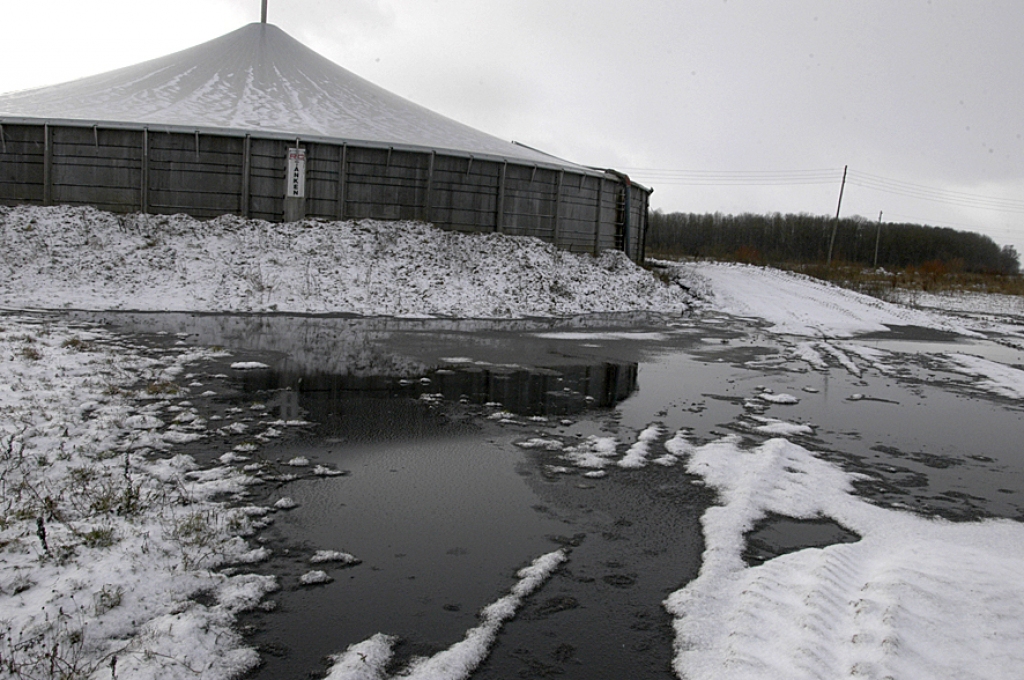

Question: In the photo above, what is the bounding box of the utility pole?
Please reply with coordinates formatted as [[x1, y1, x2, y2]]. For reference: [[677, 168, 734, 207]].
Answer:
[[827, 165, 848, 265], [261, 0, 268, 23], [873, 210, 883, 269]]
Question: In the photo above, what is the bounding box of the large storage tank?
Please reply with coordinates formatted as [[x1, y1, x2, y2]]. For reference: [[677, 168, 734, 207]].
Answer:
[[0, 20, 650, 261]]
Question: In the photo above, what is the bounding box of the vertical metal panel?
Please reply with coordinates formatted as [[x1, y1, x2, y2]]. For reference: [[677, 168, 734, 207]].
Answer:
[[241, 135, 251, 218], [43, 124, 52, 206], [141, 128, 149, 214], [336, 143, 347, 220], [593, 176, 603, 255], [0, 124, 45, 205], [424, 151, 435, 222], [638, 188, 650, 262], [553, 169, 564, 246], [495, 161, 507, 233]]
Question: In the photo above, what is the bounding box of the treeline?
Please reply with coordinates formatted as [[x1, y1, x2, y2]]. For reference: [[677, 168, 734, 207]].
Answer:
[[647, 211, 1020, 275]]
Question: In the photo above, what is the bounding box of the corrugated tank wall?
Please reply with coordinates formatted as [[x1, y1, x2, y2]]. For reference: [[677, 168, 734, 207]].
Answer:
[[0, 121, 651, 263]]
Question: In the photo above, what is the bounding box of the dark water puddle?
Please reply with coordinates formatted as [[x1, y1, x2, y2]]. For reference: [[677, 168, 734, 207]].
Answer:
[[240, 430, 575, 679], [65, 312, 708, 680], [742, 513, 861, 567], [50, 310, 1024, 678], [859, 324, 1024, 367]]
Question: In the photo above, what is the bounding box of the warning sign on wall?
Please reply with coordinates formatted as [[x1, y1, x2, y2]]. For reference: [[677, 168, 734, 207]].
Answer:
[[286, 148, 306, 198]]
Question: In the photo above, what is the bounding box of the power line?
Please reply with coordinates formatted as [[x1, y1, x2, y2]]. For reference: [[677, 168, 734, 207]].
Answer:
[[846, 170, 1024, 213], [622, 166, 1024, 214], [617, 167, 842, 186]]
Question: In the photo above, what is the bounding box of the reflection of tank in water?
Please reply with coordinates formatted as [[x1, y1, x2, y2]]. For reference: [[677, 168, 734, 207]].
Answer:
[[239, 360, 638, 442], [427, 363, 637, 415], [265, 388, 303, 422]]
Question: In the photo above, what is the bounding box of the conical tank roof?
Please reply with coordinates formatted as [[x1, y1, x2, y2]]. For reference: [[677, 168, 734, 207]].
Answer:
[[0, 23, 577, 168]]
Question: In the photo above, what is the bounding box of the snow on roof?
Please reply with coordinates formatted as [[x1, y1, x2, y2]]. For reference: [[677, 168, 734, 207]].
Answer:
[[0, 23, 581, 168]]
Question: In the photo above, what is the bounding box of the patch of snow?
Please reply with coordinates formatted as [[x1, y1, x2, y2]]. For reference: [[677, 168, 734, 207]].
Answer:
[[941, 353, 1024, 400], [0, 317, 274, 680], [560, 436, 619, 469], [299, 570, 333, 586], [325, 633, 398, 680], [664, 430, 696, 458], [162, 430, 204, 444], [312, 465, 347, 477], [793, 341, 829, 369], [311, 550, 361, 566], [124, 414, 164, 429], [748, 415, 814, 436], [818, 341, 863, 377], [757, 392, 800, 405], [514, 438, 565, 451], [230, 361, 270, 370], [618, 424, 665, 468], [665, 435, 1024, 680]]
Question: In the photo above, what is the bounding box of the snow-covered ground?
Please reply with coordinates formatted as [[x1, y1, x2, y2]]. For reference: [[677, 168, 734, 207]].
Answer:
[[667, 435, 1024, 680], [3, 207, 1024, 679], [0, 317, 281, 679], [672, 260, 977, 337]]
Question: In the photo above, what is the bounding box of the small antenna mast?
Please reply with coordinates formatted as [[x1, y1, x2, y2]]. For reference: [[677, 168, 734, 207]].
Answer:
[[261, 0, 268, 23]]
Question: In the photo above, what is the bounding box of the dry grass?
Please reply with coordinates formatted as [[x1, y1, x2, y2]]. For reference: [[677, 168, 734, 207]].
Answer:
[[777, 261, 1024, 298]]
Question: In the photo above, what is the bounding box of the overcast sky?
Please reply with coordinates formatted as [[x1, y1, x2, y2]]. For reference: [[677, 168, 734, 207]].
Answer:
[[3, 0, 1022, 256]]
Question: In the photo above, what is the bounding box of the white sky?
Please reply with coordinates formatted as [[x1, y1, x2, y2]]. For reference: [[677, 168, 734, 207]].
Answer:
[[3, 0, 1023, 257]]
